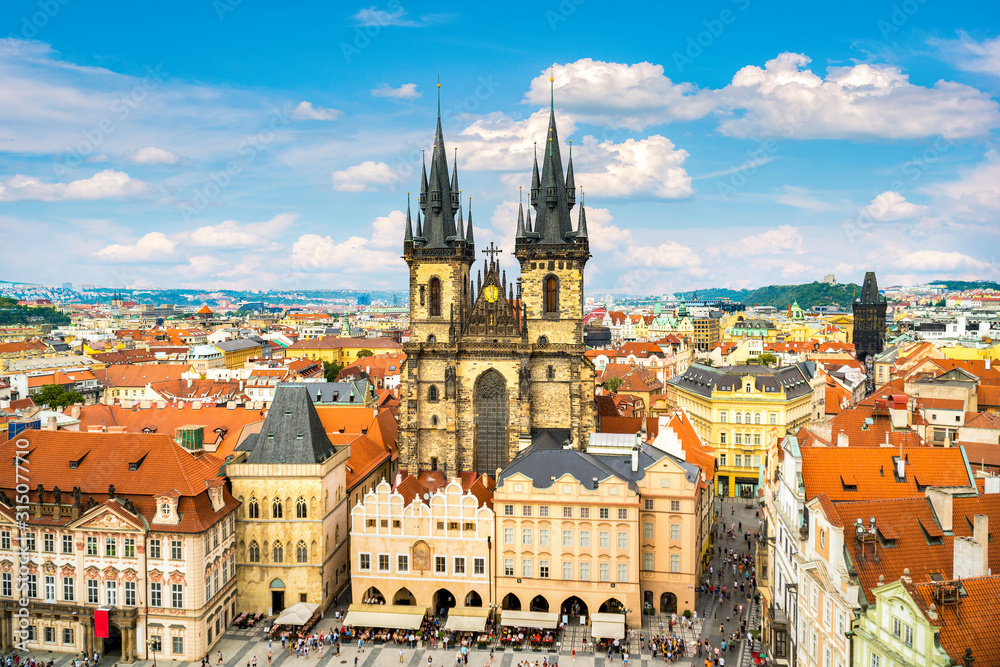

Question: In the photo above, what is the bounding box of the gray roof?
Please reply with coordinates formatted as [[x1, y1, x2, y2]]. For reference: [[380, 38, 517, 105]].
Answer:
[[287, 380, 372, 404], [668, 362, 816, 399], [215, 338, 265, 352], [498, 432, 698, 493], [238, 384, 336, 464]]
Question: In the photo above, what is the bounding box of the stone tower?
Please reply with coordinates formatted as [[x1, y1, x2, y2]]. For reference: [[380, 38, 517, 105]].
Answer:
[[398, 85, 595, 475], [852, 271, 887, 392]]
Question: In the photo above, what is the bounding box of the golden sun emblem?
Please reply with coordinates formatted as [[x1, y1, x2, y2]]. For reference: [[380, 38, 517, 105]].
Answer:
[[484, 285, 499, 302]]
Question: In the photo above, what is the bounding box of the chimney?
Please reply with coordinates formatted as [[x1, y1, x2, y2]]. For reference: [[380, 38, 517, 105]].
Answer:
[[954, 514, 989, 579], [837, 431, 849, 448], [926, 488, 954, 532], [896, 456, 905, 479], [984, 476, 1000, 495], [631, 447, 639, 473], [46, 415, 58, 431], [393, 472, 402, 489], [70, 405, 81, 419]]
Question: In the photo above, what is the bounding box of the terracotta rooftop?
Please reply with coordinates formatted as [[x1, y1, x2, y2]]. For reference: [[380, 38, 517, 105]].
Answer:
[[286, 336, 401, 351], [906, 574, 1000, 666], [800, 446, 972, 502], [99, 364, 189, 388], [827, 402, 925, 448]]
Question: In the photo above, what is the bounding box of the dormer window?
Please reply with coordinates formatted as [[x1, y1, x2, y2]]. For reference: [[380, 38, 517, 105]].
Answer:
[[161, 503, 171, 517]]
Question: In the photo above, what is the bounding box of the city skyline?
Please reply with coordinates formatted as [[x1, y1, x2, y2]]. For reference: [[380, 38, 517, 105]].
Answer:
[[2, 1, 1000, 295]]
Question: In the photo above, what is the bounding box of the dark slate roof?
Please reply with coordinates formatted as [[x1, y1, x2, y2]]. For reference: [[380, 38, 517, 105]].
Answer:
[[238, 384, 336, 464], [668, 362, 816, 399], [498, 433, 697, 493]]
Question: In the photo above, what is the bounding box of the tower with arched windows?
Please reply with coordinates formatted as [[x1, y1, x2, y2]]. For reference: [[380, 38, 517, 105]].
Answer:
[[400, 86, 595, 474]]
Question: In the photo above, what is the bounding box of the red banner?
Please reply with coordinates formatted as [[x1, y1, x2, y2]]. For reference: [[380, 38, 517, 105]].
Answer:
[[94, 609, 109, 639]]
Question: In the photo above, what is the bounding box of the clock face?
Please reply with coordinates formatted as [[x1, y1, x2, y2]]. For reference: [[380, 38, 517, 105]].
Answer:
[[484, 285, 499, 303]]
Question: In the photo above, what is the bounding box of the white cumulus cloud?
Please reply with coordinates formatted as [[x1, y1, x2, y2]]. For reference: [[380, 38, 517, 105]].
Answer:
[[371, 83, 421, 100], [95, 232, 176, 262], [186, 213, 296, 248], [331, 161, 399, 192], [724, 225, 805, 256], [523, 59, 715, 131], [292, 101, 342, 121], [717, 53, 1000, 140], [932, 150, 1000, 219], [861, 191, 931, 222], [0, 169, 153, 202], [574, 134, 691, 199], [123, 147, 181, 165], [931, 32, 1000, 77], [889, 250, 989, 272]]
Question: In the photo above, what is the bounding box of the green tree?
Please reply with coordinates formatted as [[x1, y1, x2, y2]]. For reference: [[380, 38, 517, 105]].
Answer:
[[322, 360, 344, 382], [756, 352, 778, 367], [34, 384, 82, 409], [356, 349, 375, 359], [604, 376, 623, 393]]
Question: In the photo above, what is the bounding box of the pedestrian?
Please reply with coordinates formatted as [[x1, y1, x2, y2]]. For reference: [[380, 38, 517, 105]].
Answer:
[[399, 648, 404, 663], [218, 652, 223, 666]]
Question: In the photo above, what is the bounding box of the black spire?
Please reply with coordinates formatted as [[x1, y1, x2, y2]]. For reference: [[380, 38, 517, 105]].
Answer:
[[530, 142, 540, 207], [466, 198, 475, 247], [532, 77, 573, 245], [516, 189, 526, 238], [404, 193, 414, 242], [415, 211, 423, 239], [859, 271, 881, 303], [525, 207, 533, 234], [421, 81, 458, 248], [566, 140, 576, 207], [455, 195, 465, 242], [577, 189, 588, 239]]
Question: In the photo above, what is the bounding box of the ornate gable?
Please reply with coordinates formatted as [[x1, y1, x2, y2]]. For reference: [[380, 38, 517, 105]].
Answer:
[[462, 248, 522, 339], [71, 503, 145, 533]]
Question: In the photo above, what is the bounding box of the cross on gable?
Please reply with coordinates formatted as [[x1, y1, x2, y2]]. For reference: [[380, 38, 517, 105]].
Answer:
[[482, 242, 502, 263]]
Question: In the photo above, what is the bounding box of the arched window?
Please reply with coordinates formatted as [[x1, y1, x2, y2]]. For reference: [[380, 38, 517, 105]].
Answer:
[[537, 335, 548, 346], [428, 385, 439, 402], [273, 543, 284, 563], [735, 413, 742, 424], [745, 412, 752, 423], [272, 499, 283, 519], [248, 497, 259, 519], [547, 365, 555, 380], [754, 413, 762, 425], [296, 541, 308, 563], [544, 276, 558, 314], [296, 497, 307, 519], [427, 334, 436, 344], [248, 541, 260, 563], [429, 278, 441, 317]]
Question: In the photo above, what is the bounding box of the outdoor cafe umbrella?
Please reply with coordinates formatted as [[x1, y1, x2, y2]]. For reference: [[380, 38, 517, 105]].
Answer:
[[273, 602, 319, 626]]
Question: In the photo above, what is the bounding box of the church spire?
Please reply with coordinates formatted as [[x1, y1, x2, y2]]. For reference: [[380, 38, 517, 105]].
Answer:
[[421, 79, 458, 247], [404, 192, 414, 242], [516, 187, 526, 238], [530, 142, 540, 207], [415, 211, 423, 239], [532, 70, 573, 245], [577, 188, 588, 239], [466, 197, 475, 247], [565, 140, 576, 207], [455, 194, 465, 242]]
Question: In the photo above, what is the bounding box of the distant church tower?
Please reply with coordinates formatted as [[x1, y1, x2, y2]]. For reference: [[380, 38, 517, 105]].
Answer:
[[398, 81, 595, 474], [852, 271, 887, 392]]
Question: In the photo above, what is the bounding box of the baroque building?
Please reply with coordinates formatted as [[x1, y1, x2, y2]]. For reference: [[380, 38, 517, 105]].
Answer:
[[399, 88, 595, 474]]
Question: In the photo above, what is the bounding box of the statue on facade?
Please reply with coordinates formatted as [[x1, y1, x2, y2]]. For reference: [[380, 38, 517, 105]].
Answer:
[[52, 486, 61, 505], [72, 486, 82, 507], [444, 366, 456, 400], [85, 497, 98, 510], [108, 484, 116, 499], [518, 358, 531, 400], [36, 483, 44, 503]]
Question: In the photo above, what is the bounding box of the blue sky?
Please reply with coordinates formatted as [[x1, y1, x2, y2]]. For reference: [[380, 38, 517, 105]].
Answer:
[[2, 0, 1000, 295]]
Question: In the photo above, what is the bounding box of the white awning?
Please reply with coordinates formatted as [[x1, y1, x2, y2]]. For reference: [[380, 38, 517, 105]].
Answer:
[[444, 608, 490, 632], [274, 602, 319, 626], [500, 610, 559, 629], [590, 612, 625, 639], [342, 604, 427, 630]]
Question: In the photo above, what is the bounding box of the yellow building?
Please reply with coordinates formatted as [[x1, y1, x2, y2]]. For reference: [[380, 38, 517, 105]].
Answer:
[[349, 476, 494, 612], [285, 336, 401, 366], [692, 318, 721, 352], [214, 338, 266, 369], [229, 385, 352, 615], [668, 363, 822, 497]]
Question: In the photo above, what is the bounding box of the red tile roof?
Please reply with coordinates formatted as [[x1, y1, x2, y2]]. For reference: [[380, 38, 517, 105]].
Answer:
[[800, 446, 972, 502], [99, 364, 189, 388], [907, 575, 1000, 667], [664, 409, 715, 482], [827, 402, 926, 448]]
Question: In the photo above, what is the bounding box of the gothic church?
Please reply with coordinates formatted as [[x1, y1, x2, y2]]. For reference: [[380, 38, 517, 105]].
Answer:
[[398, 89, 596, 474]]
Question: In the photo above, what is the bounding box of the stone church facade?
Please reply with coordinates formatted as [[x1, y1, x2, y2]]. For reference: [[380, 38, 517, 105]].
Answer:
[[398, 93, 596, 474]]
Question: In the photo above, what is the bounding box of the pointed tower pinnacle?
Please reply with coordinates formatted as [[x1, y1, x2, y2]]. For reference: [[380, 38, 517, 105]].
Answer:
[[565, 139, 576, 207], [466, 197, 475, 247], [530, 142, 540, 207], [516, 187, 526, 238], [451, 147, 460, 208], [577, 188, 588, 239], [533, 69, 573, 245], [415, 211, 423, 239], [419, 150, 428, 210], [455, 193, 465, 242], [525, 207, 533, 234], [421, 78, 458, 247], [404, 192, 414, 242]]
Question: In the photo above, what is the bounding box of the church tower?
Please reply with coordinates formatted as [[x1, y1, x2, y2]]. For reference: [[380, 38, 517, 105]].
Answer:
[[398, 82, 595, 475]]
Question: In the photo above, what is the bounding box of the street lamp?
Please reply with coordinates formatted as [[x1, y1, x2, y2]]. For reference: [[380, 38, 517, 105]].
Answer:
[[146, 638, 157, 667]]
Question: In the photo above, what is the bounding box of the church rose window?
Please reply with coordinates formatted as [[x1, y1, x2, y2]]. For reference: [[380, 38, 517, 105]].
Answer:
[[475, 370, 508, 474]]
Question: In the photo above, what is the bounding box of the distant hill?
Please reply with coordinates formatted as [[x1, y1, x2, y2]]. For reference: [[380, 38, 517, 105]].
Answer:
[[929, 280, 1000, 291], [675, 281, 862, 310]]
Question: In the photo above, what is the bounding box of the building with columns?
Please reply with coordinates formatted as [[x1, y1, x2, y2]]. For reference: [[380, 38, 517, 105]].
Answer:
[[0, 430, 238, 662]]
